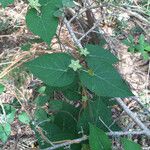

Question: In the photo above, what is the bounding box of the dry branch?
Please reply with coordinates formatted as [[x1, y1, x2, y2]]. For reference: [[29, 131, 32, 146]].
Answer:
[[43, 130, 146, 150], [116, 98, 150, 137], [44, 136, 88, 150]]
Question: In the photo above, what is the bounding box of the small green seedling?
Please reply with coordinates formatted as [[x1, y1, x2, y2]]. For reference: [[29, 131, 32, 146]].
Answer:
[[123, 34, 150, 60]]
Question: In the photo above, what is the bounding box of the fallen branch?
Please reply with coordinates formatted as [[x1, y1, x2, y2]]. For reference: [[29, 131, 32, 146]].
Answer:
[[43, 130, 146, 150], [43, 135, 88, 150]]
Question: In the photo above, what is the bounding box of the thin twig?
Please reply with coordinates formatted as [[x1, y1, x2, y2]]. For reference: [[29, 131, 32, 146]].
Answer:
[[107, 130, 146, 136], [78, 18, 103, 42], [64, 18, 82, 48], [43, 135, 88, 150]]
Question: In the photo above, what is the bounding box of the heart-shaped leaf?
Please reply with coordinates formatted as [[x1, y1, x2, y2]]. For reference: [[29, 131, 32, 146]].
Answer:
[[80, 58, 133, 97], [25, 53, 75, 87], [26, 0, 61, 45]]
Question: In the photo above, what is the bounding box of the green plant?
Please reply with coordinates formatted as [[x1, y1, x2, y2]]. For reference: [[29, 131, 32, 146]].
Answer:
[[0, 0, 14, 8], [0, 84, 5, 94], [0, 0, 144, 149], [123, 34, 150, 60]]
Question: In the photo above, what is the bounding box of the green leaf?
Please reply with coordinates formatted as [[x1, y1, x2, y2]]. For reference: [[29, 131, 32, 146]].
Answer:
[[122, 39, 132, 46], [78, 97, 120, 133], [0, 84, 5, 94], [141, 51, 149, 60], [81, 144, 90, 150], [35, 95, 49, 106], [32, 122, 78, 149], [123, 35, 134, 46], [33, 123, 63, 149], [144, 42, 150, 51], [121, 138, 141, 150], [37, 86, 46, 94], [10, 98, 21, 108], [49, 100, 63, 111], [53, 9, 64, 17], [80, 58, 133, 97], [54, 101, 80, 134], [139, 34, 145, 46], [86, 44, 118, 64], [128, 46, 135, 53], [122, 35, 136, 53], [136, 34, 145, 52], [62, 78, 82, 101], [0, 123, 11, 143], [0, 0, 14, 8], [25, 53, 76, 87], [145, 47, 150, 51], [89, 124, 111, 150], [33, 99, 80, 149], [45, 86, 55, 97], [34, 108, 50, 123], [54, 111, 77, 134], [4, 105, 16, 124], [62, 0, 75, 8], [128, 35, 134, 43], [100, 96, 118, 106], [26, 0, 61, 45], [0, 104, 16, 124], [21, 43, 31, 51], [18, 112, 30, 125], [63, 88, 81, 101]]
